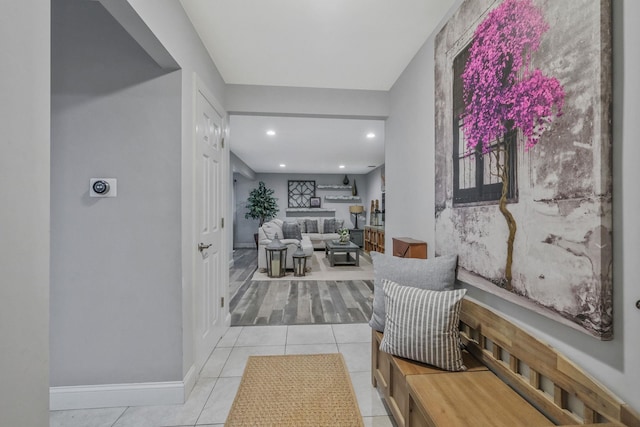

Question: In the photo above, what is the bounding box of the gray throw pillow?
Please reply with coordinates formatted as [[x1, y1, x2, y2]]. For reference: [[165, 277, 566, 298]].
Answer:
[[305, 219, 319, 233], [323, 218, 336, 233], [369, 252, 458, 332], [282, 222, 302, 240], [379, 280, 467, 371]]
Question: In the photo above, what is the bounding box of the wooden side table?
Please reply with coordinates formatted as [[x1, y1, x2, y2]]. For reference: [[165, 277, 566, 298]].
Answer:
[[392, 237, 427, 259]]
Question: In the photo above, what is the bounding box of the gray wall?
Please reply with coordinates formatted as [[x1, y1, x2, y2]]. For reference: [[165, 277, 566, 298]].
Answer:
[[364, 165, 385, 226], [385, 0, 640, 410], [226, 85, 389, 118], [51, 0, 182, 385], [385, 29, 436, 246], [126, 0, 229, 378], [0, 1, 50, 425]]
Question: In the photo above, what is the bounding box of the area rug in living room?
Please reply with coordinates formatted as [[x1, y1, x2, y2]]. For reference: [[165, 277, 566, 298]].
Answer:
[[251, 251, 373, 282], [225, 354, 364, 427]]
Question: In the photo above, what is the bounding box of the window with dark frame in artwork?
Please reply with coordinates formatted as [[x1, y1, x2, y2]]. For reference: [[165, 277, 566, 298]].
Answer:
[[452, 43, 517, 206]]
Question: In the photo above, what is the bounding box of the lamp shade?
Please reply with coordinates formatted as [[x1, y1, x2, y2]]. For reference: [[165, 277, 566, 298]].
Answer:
[[349, 205, 364, 214]]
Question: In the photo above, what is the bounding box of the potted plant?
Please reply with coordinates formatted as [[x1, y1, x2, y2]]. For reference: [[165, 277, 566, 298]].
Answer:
[[337, 228, 350, 244], [245, 181, 279, 247]]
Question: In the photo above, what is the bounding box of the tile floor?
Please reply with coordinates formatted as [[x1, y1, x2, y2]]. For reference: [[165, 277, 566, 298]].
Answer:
[[50, 323, 394, 427]]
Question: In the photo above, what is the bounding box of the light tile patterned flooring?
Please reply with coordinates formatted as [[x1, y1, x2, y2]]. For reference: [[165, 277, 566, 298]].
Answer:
[[50, 323, 394, 427]]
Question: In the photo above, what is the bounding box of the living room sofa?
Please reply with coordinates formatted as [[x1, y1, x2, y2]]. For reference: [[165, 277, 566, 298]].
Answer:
[[290, 217, 345, 249], [257, 217, 349, 271], [257, 219, 314, 272]]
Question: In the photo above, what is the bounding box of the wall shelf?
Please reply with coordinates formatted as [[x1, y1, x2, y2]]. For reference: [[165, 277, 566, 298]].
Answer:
[[317, 184, 352, 190], [285, 208, 336, 213], [324, 196, 361, 202]]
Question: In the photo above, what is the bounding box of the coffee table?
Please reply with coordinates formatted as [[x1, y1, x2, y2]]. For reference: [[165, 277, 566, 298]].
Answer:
[[325, 240, 360, 267]]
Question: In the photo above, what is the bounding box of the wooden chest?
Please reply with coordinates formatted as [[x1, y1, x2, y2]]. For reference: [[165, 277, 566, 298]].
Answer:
[[392, 237, 427, 259]]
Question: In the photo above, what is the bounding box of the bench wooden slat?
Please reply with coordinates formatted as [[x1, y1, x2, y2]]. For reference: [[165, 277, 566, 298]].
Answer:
[[622, 406, 640, 427], [556, 384, 568, 409]]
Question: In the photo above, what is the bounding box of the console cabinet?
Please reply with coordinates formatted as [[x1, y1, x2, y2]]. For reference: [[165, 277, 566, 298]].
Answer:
[[364, 226, 385, 254]]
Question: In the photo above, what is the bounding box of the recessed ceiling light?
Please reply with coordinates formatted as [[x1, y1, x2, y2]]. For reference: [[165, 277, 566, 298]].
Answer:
[[266, 130, 276, 136], [339, 165, 345, 169], [366, 132, 376, 139], [279, 164, 286, 168]]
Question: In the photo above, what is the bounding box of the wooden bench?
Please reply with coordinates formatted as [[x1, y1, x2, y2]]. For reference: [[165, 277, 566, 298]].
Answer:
[[372, 297, 640, 427]]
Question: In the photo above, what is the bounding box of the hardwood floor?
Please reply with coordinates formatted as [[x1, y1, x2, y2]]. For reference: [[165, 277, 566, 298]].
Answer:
[[229, 249, 373, 326]]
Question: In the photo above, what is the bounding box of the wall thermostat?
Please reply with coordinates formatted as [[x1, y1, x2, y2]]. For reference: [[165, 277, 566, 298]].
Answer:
[[90, 178, 117, 197]]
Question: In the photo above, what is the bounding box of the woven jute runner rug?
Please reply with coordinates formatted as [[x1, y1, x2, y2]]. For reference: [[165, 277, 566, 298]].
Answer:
[[225, 353, 364, 426]]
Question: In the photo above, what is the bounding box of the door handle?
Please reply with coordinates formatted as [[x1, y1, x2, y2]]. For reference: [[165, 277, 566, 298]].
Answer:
[[198, 243, 212, 252]]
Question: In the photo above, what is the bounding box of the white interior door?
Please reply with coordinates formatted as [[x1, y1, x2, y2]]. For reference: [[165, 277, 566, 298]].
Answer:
[[194, 85, 226, 371]]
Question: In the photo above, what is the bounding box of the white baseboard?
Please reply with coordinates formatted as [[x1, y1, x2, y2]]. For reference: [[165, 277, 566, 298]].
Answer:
[[182, 364, 197, 402], [50, 376, 190, 410]]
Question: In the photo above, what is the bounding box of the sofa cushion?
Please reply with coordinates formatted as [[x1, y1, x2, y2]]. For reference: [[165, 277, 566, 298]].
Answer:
[[305, 219, 319, 233], [369, 252, 458, 332], [282, 222, 302, 240], [380, 280, 467, 371], [262, 221, 283, 240], [323, 218, 337, 233], [296, 219, 307, 233]]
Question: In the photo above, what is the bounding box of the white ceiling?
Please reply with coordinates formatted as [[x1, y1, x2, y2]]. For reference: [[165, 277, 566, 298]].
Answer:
[[229, 115, 385, 174], [180, 0, 456, 91], [180, 0, 456, 174]]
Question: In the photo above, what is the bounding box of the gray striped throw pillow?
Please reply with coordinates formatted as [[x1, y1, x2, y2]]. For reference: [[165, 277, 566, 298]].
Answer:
[[379, 280, 467, 371]]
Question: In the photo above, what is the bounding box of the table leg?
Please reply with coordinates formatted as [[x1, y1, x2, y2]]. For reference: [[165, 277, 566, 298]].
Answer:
[[355, 249, 360, 267]]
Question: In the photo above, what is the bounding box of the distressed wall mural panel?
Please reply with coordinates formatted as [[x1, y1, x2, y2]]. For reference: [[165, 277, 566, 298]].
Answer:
[[434, 0, 613, 339]]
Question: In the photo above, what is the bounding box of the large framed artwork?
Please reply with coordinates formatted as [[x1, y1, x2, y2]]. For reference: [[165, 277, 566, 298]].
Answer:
[[434, 0, 613, 339], [288, 180, 316, 208]]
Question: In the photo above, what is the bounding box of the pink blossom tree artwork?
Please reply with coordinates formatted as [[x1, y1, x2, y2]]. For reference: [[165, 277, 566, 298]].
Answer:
[[461, 0, 565, 291]]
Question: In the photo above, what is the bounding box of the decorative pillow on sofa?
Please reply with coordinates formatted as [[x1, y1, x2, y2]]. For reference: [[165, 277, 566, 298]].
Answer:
[[379, 280, 467, 372], [296, 219, 307, 233], [282, 222, 302, 240], [369, 252, 458, 332], [323, 218, 337, 233], [262, 221, 282, 240], [334, 219, 344, 230], [305, 219, 319, 233]]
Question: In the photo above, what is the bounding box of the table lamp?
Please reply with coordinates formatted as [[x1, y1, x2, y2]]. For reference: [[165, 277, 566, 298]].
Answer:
[[349, 205, 364, 229]]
